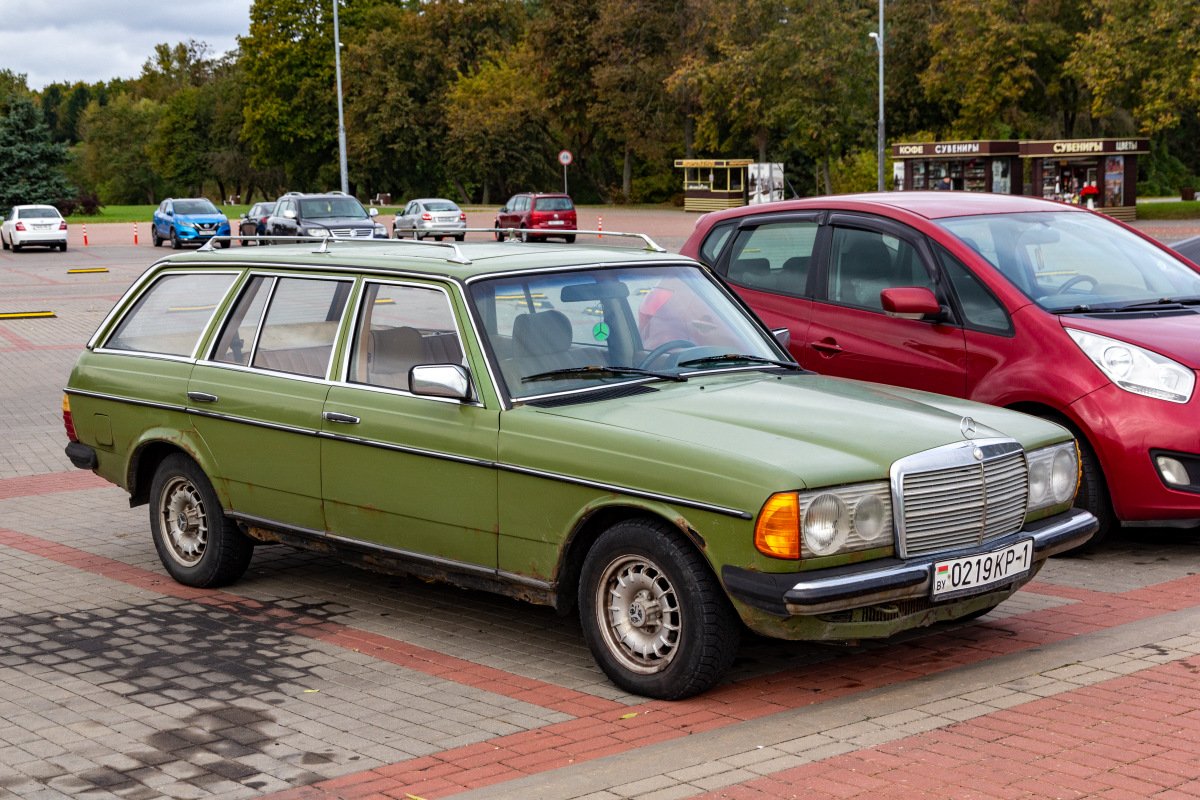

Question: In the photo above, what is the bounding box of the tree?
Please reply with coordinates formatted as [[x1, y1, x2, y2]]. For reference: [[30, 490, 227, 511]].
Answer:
[[76, 95, 163, 204], [0, 93, 73, 208]]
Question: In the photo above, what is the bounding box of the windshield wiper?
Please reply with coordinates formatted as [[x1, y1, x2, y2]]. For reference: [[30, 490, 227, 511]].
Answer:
[[676, 353, 806, 371], [1051, 297, 1200, 314], [523, 366, 688, 383]]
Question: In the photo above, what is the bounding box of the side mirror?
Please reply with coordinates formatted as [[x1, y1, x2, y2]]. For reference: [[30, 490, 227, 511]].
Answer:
[[369, 207, 379, 217], [499, 206, 509, 213], [166, 210, 173, 217], [410, 364, 471, 401], [771, 327, 791, 349], [283, 209, 296, 219], [881, 287, 942, 320]]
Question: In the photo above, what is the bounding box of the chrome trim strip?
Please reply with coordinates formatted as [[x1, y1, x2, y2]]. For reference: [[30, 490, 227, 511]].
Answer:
[[316, 431, 494, 468], [496, 463, 753, 519], [187, 407, 318, 437], [63, 388, 186, 414], [92, 348, 197, 364], [193, 358, 338, 387], [226, 510, 326, 539]]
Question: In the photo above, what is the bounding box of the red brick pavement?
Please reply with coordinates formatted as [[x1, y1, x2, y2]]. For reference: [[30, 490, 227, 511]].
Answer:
[[693, 656, 1200, 799], [0, 469, 109, 499]]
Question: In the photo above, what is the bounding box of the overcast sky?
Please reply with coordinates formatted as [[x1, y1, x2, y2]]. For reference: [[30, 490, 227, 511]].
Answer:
[[0, 0, 255, 89]]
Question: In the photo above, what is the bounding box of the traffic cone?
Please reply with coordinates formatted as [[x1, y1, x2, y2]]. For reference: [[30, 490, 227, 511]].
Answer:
[[133, 222, 138, 245], [82, 223, 88, 246], [598, 215, 602, 239]]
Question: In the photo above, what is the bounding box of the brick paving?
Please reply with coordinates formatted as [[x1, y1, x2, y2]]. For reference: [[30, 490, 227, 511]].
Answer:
[[2, 231, 1200, 800]]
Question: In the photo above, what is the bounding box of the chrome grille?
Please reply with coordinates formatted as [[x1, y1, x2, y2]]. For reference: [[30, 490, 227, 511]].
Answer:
[[329, 228, 373, 238], [895, 440, 1028, 557]]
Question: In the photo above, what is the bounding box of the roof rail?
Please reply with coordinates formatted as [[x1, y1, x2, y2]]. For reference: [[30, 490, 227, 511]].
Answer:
[[466, 227, 666, 252], [195, 235, 472, 264]]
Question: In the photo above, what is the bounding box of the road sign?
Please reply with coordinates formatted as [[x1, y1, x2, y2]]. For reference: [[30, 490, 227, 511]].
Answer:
[[558, 150, 573, 166]]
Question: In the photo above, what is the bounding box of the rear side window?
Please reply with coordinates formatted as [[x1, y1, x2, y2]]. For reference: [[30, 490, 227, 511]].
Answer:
[[725, 221, 818, 296], [251, 278, 353, 378], [535, 197, 573, 211], [697, 221, 736, 268], [105, 273, 237, 357]]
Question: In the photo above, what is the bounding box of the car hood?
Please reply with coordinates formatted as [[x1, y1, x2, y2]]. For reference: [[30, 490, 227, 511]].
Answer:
[[1061, 312, 1200, 369], [304, 217, 374, 227], [176, 214, 227, 224], [501, 371, 1067, 515]]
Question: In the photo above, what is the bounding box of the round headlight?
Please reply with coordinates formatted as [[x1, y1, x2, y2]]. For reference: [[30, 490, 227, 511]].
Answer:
[[852, 495, 888, 542], [1051, 448, 1076, 503], [1028, 459, 1050, 505], [1102, 346, 1133, 378], [803, 494, 848, 556]]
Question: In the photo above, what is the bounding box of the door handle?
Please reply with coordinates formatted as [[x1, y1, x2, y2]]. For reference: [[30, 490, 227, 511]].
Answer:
[[323, 411, 360, 424], [187, 391, 219, 403], [810, 340, 843, 354]]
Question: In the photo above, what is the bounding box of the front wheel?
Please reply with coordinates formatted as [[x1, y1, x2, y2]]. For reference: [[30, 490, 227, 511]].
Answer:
[[149, 454, 253, 588], [495, 226, 505, 242], [171, 229, 182, 249], [579, 519, 740, 699]]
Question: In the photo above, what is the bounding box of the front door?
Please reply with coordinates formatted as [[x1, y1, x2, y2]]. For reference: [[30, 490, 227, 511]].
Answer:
[[189, 273, 354, 531], [805, 214, 967, 396], [320, 280, 500, 568]]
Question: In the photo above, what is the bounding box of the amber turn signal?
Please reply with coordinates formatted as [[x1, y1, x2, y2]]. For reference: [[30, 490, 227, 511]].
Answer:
[[755, 492, 800, 559]]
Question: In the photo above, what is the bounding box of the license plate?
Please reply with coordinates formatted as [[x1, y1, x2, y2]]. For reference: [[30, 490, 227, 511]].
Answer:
[[547, 220, 565, 225], [931, 539, 1032, 600], [35, 224, 53, 230]]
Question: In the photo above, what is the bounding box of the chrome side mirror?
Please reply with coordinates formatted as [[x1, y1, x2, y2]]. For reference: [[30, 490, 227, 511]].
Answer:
[[771, 327, 791, 349], [410, 364, 471, 400], [369, 207, 379, 217], [283, 209, 296, 219]]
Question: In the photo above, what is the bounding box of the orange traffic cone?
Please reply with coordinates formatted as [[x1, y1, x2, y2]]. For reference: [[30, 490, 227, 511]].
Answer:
[[133, 222, 138, 245], [82, 223, 88, 246], [598, 215, 602, 238]]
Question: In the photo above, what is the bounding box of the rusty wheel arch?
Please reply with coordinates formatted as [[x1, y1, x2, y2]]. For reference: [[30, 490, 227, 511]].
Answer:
[[553, 505, 710, 616], [127, 441, 191, 508]]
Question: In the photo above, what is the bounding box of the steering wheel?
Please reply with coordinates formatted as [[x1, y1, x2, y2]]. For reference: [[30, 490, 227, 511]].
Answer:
[[1058, 274, 1098, 294], [638, 339, 695, 369]]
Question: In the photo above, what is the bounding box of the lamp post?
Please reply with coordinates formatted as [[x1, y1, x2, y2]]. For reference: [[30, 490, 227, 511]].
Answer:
[[333, 0, 349, 195], [868, 0, 884, 192]]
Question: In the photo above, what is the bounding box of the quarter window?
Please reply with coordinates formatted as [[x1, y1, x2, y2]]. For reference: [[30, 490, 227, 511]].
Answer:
[[105, 273, 236, 357], [827, 227, 933, 310], [697, 221, 736, 268], [725, 221, 818, 295], [349, 283, 464, 390], [250, 278, 353, 378]]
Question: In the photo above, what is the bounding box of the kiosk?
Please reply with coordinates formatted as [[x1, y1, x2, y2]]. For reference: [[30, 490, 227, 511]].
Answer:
[[674, 159, 752, 212], [890, 141, 1022, 194], [1021, 138, 1149, 221]]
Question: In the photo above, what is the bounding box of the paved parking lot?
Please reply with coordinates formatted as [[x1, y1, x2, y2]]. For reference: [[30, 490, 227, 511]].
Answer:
[[3, 216, 1200, 800]]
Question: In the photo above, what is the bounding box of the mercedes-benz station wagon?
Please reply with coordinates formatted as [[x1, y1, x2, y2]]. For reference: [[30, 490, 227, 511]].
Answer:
[[63, 234, 1096, 698]]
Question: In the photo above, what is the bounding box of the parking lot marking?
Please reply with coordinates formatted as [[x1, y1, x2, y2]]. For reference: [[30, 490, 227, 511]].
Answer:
[[0, 310, 55, 319], [66, 268, 109, 274]]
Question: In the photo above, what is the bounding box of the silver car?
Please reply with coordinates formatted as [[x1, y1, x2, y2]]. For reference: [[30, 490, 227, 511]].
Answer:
[[392, 198, 466, 241]]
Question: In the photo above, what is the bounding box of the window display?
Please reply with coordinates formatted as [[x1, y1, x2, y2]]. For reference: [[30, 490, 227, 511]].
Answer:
[[1105, 156, 1125, 207]]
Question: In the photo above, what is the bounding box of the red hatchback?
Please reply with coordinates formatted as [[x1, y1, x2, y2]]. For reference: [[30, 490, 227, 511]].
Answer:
[[494, 192, 577, 242], [682, 192, 1200, 548]]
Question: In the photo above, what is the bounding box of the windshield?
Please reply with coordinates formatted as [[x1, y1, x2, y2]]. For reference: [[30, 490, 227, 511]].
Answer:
[[425, 201, 459, 212], [535, 197, 574, 212], [937, 211, 1200, 311], [300, 197, 368, 219], [469, 264, 785, 399], [174, 199, 219, 215], [18, 207, 60, 219]]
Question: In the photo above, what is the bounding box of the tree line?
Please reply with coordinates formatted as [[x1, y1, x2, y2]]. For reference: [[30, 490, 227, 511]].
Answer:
[[1, 0, 1198, 211]]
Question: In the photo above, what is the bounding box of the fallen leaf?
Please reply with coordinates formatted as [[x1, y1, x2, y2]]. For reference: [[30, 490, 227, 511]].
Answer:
[[619, 713, 637, 720]]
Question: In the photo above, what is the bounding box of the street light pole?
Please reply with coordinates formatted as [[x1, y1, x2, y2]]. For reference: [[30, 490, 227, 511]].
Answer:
[[333, 0, 349, 195], [869, 1, 885, 192]]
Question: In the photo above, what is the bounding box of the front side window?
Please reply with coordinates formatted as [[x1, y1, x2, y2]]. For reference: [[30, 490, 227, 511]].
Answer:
[[250, 278, 353, 377], [348, 283, 464, 390], [725, 221, 818, 296], [470, 265, 782, 399], [105, 273, 237, 356], [827, 227, 933, 310], [937, 211, 1200, 311]]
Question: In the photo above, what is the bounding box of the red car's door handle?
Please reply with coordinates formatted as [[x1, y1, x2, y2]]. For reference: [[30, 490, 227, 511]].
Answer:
[[811, 340, 843, 354]]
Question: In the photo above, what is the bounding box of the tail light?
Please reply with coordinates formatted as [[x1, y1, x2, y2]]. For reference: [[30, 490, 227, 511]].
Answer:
[[59, 220, 68, 230], [15, 222, 25, 231], [421, 213, 432, 221], [459, 212, 466, 221], [62, 395, 78, 442]]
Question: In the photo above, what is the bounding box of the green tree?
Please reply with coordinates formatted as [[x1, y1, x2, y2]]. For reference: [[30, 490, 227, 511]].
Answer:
[[76, 95, 163, 204], [0, 93, 73, 208]]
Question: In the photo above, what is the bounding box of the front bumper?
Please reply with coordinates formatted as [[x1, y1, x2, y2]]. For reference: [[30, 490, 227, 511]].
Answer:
[[177, 224, 230, 241], [722, 508, 1097, 618]]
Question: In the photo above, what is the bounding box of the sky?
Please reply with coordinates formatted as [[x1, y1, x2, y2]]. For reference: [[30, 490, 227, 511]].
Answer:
[[0, 0, 255, 89]]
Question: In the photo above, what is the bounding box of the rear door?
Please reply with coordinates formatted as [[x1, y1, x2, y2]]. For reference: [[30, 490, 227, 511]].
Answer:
[[804, 213, 967, 396]]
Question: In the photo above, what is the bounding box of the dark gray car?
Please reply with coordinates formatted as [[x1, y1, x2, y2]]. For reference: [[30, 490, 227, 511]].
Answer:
[[266, 193, 386, 241], [392, 198, 466, 241]]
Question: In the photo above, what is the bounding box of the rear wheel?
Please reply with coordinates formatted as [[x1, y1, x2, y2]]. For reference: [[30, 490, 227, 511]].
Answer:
[[60, 242, 67, 252], [579, 519, 740, 699], [565, 235, 576, 244], [152, 226, 162, 247], [2, 232, 9, 250], [149, 454, 253, 588], [455, 234, 464, 242]]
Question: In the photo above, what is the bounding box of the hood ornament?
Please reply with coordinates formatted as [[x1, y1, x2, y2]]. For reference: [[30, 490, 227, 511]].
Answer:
[[960, 416, 977, 440]]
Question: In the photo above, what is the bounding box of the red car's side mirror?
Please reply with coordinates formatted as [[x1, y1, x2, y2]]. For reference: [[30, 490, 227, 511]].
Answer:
[[881, 287, 941, 320]]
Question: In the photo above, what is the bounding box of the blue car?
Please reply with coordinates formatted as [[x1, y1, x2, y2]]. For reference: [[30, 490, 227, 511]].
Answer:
[[151, 198, 231, 249]]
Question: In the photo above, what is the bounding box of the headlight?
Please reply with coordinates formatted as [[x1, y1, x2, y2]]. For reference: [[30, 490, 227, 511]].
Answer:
[[178, 221, 195, 229], [755, 483, 894, 560], [374, 223, 386, 234], [1026, 441, 1079, 512], [1066, 328, 1194, 403], [307, 228, 329, 237]]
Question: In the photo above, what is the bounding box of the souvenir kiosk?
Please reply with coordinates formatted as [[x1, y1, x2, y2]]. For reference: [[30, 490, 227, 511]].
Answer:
[[1020, 138, 1149, 221], [674, 159, 752, 212], [890, 140, 1022, 194]]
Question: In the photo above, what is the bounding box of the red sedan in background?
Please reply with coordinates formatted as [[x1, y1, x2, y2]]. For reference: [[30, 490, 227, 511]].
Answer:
[[681, 192, 1200, 549]]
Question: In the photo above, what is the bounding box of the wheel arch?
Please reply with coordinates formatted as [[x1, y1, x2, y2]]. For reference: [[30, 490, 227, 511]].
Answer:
[[127, 434, 225, 509]]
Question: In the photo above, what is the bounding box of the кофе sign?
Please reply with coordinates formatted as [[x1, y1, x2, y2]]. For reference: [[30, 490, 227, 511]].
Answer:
[[892, 140, 1020, 159]]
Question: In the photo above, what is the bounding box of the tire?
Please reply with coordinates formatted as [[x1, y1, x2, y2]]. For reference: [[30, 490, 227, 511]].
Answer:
[[1, 232, 8, 250], [149, 454, 253, 588], [11, 242, 20, 252], [152, 226, 162, 247], [1039, 413, 1115, 554], [579, 518, 740, 699], [239, 230, 248, 246], [219, 239, 231, 249], [455, 234, 464, 242], [495, 226, 505, 242], [60, 242, 67, 252], [565, 235, 576, 244], [171, 229, 182, 250], [520, 227, 530, 243]]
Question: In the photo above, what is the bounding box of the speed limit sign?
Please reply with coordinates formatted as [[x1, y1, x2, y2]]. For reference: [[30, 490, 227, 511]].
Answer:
[[558, 150, 573, 166]]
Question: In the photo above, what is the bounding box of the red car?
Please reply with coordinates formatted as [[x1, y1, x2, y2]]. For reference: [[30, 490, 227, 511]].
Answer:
[[681, 192, 1200, 548], [494, 192, 577, 242]]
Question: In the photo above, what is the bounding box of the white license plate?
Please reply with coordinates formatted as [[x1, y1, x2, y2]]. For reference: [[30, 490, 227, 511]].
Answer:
[[35, 224, 53, 230], [931, 539, 1033, 600], [547, 220, 565, 225]]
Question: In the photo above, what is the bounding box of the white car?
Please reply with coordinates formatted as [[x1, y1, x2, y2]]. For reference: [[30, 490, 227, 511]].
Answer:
[[1, 205, 68, 252]]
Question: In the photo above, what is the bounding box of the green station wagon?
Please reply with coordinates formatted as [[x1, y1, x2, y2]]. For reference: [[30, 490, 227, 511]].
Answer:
[[62, 234, 1096, 698]]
